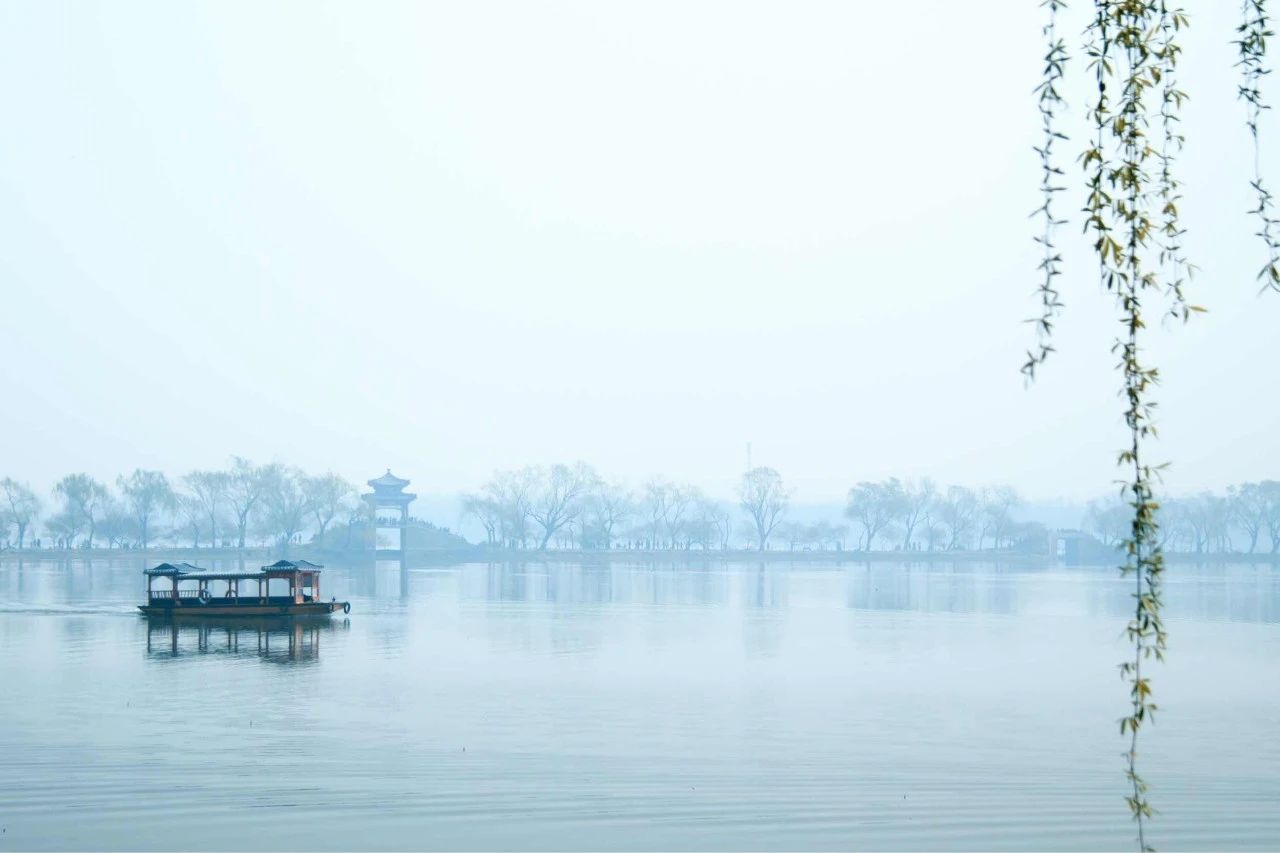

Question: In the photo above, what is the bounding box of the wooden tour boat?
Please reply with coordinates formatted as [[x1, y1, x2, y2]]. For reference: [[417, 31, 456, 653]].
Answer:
[[139, 560, 350, 618]]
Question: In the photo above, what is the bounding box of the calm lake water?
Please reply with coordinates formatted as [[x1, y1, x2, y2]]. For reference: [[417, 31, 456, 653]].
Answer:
[[0, 556, 1277, 851]]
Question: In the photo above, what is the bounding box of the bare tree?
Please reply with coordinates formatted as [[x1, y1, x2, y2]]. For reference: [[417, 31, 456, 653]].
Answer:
[[176, 494, 204, 548], [663, 485, 698, 548], [937, 485, 980, 550], [117, 469, 175, 550], [738, 467, 790, 551], [921, 518, 946, 551], [1085, 495, 1130, 547], [1159, 498, 1192, 552], [710, 503, 734, 550], [1260, 481, 1280, 554], [808, 520, 849, 551], [304, 473, 355, 541], [580, 480, 633, 549], [1203, 493, 1233, 553], [681, 495, 724, 550], [1, 478, 40, 548], [184, 470, 230, 549], [845, 479, 905, 550], [896, 478, 935, 549], [1228, 482, 1268, 553], [1169, 492, 1232, 554], [979, 485, 1021, 549], [1163, 494, 1209, 553], [529, 462, 597, 550], [44, 509, 80, 549], [484, 467, 539, 548], [634, 480, 698, 548], [461, 493, 502, 545], [261, 465, 312, 548], [98, 498, 138, 549], [638, 478, 675, 548], [226, 456, 269, 549], [53, 474, 109, 549], [775, 520, 808, 551]]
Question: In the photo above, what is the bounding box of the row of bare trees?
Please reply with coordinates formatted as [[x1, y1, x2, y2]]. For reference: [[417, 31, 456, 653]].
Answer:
[[12, 461, 1274, 555], [461, 464, 791, 551], [842, 479, 1033, 552], [460, 467, 1037, 553], [1085, 481, 1280, 554], [0, 460, 359, 550]]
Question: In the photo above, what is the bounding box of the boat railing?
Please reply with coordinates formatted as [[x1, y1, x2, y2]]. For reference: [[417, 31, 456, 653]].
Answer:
[[149, 589, 205, 600]]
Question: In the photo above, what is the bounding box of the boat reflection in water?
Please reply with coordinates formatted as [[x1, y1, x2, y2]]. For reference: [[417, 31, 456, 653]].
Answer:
[[144, 616, 347, 665]]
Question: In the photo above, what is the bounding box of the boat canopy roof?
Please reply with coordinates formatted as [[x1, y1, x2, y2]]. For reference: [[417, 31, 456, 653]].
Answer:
[[144, 562, 204, 576], [144, 560, 325, 581], [263, 559, 324, 571]]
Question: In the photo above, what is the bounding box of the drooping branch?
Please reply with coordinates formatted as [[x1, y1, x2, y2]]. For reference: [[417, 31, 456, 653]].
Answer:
[[1236, 0, 1280, 289], [1026, 2, 1271, 847], [1086, 3, 1179, 848], [1024, 0, 1070, 380], [1155, 3, 1195, 317]]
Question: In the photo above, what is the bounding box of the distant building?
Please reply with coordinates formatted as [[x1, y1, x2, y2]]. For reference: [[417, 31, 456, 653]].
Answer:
[[363, 470, 416, 562], [1052, 528, 1114, 565]]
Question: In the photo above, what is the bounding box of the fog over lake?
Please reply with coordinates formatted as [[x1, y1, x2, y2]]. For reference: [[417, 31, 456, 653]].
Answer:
[[1, 556, 1277, 851], [0, 1, 1277, 503], [2, 1, 1280, 851]]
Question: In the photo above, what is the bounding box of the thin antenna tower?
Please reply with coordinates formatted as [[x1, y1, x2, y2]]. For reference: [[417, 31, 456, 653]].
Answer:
[[746, 441, 753, 473]]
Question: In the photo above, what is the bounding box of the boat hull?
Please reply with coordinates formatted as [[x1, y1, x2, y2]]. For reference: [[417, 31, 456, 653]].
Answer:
[[138, 601, 348, 618]]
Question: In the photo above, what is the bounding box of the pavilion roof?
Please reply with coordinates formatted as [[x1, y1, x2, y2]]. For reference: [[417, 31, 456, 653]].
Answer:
[[367, 469, 410, 489]]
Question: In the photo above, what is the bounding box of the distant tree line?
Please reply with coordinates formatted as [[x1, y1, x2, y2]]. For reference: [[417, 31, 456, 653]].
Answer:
[[0, 460, 364, 551], [5, 463, 1278, 556], [461, 464, 764, 552], [1085, 481, 1280, 555], [461, 467, 1046, 553]]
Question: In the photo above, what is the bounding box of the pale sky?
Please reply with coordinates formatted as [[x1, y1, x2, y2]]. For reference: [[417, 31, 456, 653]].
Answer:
[[0, 1, 1275, 504]]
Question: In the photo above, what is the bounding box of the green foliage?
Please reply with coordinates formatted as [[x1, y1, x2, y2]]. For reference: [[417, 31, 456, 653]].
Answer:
[[1088, 5, 1178, 847], [1024, 0, 1269, 845], [1237, 0, 1280, 288], [1032, 0, 1278, 844], [1025, 0, 1070, 379]]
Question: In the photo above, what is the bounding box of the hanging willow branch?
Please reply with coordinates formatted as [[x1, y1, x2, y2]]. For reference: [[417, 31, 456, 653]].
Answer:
[[1100, 6, 1175, 850], [1075, 2, 1185, 848], [1029, 2, 1275, 849], [1237, 0, 1280, 289], [1155, 4, 1193, 315], [1084, 0, 1115, 283], [1025, 0, 1070, 380]]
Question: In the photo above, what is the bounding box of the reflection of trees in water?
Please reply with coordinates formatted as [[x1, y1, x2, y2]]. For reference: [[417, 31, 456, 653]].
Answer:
[[1085, 563, 1280, 625], [633, 563, 728, 608], [144, 618, 345, 665], [1170, 564, 1280, 624], [742, 563, 787, 609], [844, 562, 1016, 615], [468, 561, 731, 608], [741, 564, 787, 657]]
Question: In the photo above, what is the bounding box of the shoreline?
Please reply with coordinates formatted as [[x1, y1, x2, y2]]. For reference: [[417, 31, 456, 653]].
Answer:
[[1, 546, 1277, 566]]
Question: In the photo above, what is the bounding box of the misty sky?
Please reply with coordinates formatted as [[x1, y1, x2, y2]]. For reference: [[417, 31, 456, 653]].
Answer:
[[1, 1, 1276, 504]]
